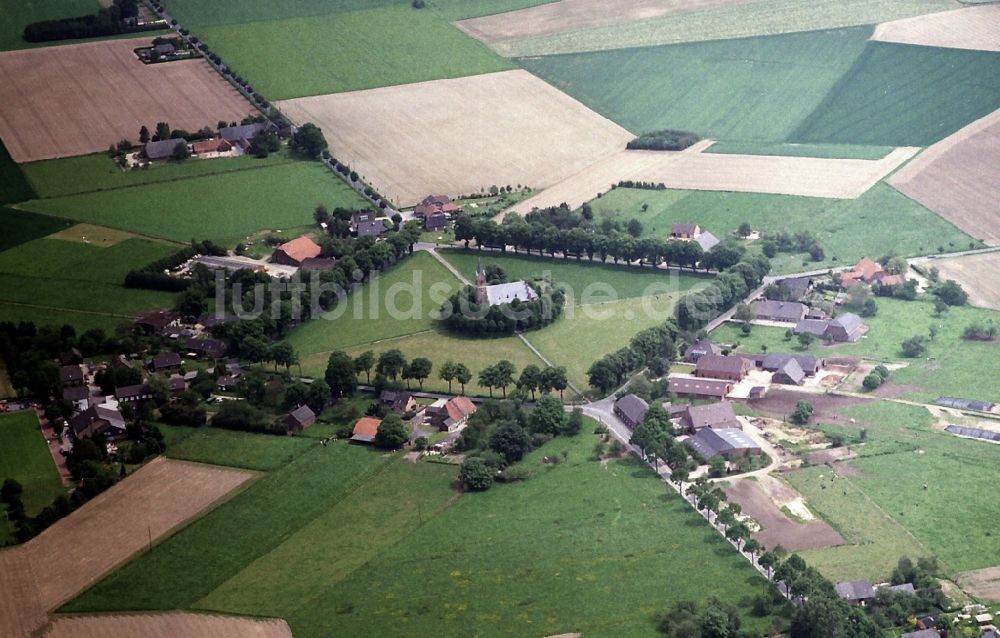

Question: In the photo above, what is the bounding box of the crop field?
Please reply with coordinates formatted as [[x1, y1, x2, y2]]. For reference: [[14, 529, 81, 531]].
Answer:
[[520, 28, 872, 143], [66, 431, 775, 638], [0, 457, 253, 637], [0, 38, 258, 163], [492, 0, 958, 57], [195, 7, 512, 101], [21, 161, 366, 243], [705, 141, 894, 160], [585, 184, 975, 274], [872, 5, 1000, 53], [710, 298, 1000, 402], [0, 0, 99, 51], [42, 613, 293, 638], [160, 425, 316, 472], [889, 108, 1000, 246], [924, 253, 1000, 310], [791, 42, 1000, 147], [277, 69, 632, 206], [0, 411, 64, 544]]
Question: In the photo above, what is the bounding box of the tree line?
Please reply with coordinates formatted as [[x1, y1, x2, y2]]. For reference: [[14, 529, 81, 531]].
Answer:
[[22, 0, 156, 43], [439, 279, 566, 336]]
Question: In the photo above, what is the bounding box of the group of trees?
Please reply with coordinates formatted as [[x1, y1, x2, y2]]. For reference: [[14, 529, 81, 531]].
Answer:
[[630, 404, 694, 480], [124, 238, 226, 293], [862, 364, 891, 391], [289, 123, 327, 159], [760, 230, 825, 263], [626, 129, 700, 151], [676, 250, 772, 330], [439, 280, 566, 336], [588, 320, 678, 393], [23, 0, 148, 43]]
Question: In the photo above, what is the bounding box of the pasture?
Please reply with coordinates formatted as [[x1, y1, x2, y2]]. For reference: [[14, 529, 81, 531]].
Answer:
[[160, 425, 316, 472], [0, 140, 34, 204], [0, 208, 71, 252], [924, 253, 1000, 310], [491, 0, 955, 56], [872, 5, 1000, 53], [0, 411, 64, 544], [791, 42, 1000, 147], [277, 69, 632, 206], [195, 6, 511, 100], [0, 0, 99, 51], [705, 141, 893, 160], [889, 108, 1000, 246], [0, 38, 258, 163], [21, 162, 367, 243], [586, 184, 975, 274], [520, 27, 871, 143]]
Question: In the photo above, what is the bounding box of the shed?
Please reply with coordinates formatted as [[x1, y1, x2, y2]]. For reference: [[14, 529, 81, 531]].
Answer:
[[286, 405, 316, 432]]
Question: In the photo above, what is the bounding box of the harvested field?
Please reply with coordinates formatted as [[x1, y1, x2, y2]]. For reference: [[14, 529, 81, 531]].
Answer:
[[872, 5, 1000, 52], [506, 145, 918, 214], [42, 613, 293, 638], [276, 70, 633, 207], [956, 565, 1000, 602], [0, 38, 257, 163], [925, 252, 1000, 310], [725, 478, 844, 552], [0, 458, 252, 637], [890, 108, 1000, 246]]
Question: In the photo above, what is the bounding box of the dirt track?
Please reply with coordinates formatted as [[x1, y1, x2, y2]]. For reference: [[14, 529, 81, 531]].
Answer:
[[890, 108, 1000, 246], [872, 5, 1000, 52], [0, 458, 253, 637], [725, 477, 844, 551], [41, 612, 293, 638], [0, 38, 258, 163]]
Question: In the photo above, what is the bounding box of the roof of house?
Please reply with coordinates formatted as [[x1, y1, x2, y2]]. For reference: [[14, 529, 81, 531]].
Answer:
[[668, 376, 731, 398], [68, 406, 106, 437], [444, 396, 477, 423], [835, 580, 875, 601], [795, 318, 829, 337], [219, 122, 272, 143], [287, 404, 316, 427], [685, 401, 740, 430], [684, 427, 758, 459], [380, 390, 414, 411], [95, 405, 126, 431], [351, 416, 382, 442], [671, 223, 699, 236], [875, 273, 905, 286], [614, 394, 649, 424], [356, 220, 385, 237], [425, 213, 449, 229], [144, 138, 185, 160], [761, 353, 820, 374], [754, 300, 808, 322], [63, 385, 90, 402], [275, 235, 321, 263], [484, 281, 538, 306], [153, 42, 176, 54], [116, 383, 150, 399], [185, 338, 227, 357], [60, 365, 83, 383], [854, 257, 883, 280], [684, 339, 721, 363], [191, 137, 232, 154], [422, 195, 451, 206], [696, 354, 751, 378], [900, 630, 940, 638], [773, 357, 805, 385], [695, 231, 720, 252], [135, 309, 180, 330], [169, 376, 187, 391], [779, 277, 812, 300], [152, 352, 182, 369], [829, 313, 864, 337], [888, 583, 916, 594], [299, 257, 337, 271]]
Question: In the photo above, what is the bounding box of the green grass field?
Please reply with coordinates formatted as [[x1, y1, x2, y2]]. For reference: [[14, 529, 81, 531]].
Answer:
[[0, 208, 72, 252], [197, 6, 511, 100], [497, 0, 957, 57], [705, 141, 894, 160], [20, 162, 367, 243], [0, 411, 65, 544], [0, 140, 35, 205], [587, 185, 976, 274], [429, 0, 555, 20], [160, 425, 316, 471], [520, 27, 871, 142], [0, 0, 99, 50], [792, 42, 1000, 147]]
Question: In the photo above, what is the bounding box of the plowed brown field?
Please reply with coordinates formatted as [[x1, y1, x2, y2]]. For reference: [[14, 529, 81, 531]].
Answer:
[[42, 612, 293, 638]]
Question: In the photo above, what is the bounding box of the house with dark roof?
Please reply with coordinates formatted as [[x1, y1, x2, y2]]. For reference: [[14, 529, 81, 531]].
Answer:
[[414, 195, 461, 219], [184, 338, 227, 360], [834, 580, 875, 606], [68, 406, 111, 440], [760, 353, 822, 376], [272, 235, 322, 267], [59, 348, 83, 366], [216, 375, 238, 391], [696, 355, 753, 382], [424, 213, 449, 231], [286, 405, 316, 432], [63, 385, 91, 410], [168, 375, 187, 397], [684, 427, 761, 460], [826, 313, 866, 343], [351, 416, 382, 443], [143, 138, 187, 160], [379, 390, 416, 414], [683, 339, 721, 363], [356, 219, 386, 238], [779, 277, 813, 301], [679, 401, 741, 433], [219, 121, 274, 151], [794, 318, 829, 338], [134, 309, 180, 335], [60, 364, 84, 386], [150, 352, 182, 373], [668, 375, 733, 399], [116, 384, 151, 403], [771, 358, 805, 385], [754, 300, 808, 323], [427, 396, 477, 432], [670, 223, 701, 239], [614, 394, 649, 429]]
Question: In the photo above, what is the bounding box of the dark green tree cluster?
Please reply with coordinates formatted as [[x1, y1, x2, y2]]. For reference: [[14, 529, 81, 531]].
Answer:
[[655, 598, 743, 638], [588, 320, 679, 392], [124, 239, 227, 293], [676, 250, 771, 330], [440, 282, 565, 336], [862, 364, 890, 391], [629, 404, 693, 480], [289, 123, 328, 159], [760, 230, 825, 262], [626, 129, 700, 151], [23, 0, 146, 42], [931, 279, 968, 307]]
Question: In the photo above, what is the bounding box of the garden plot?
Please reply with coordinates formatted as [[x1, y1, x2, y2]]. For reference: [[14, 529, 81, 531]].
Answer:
[[872, 5, 1000, 52]]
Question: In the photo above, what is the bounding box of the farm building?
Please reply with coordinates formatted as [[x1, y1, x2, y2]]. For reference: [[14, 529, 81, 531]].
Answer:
[[60, 365, 84, 386], [838, 257, 905, 289], [116, 384, 152, 403], [143, 138, 187, 160], [696, 355, 753, 382], [670, 223, 701, 239], [414, 194, 461, 218], [185, 337, 228, 360], [778, 277, 813, 301], [835, 580, 875, 606], [668, 375, 733, 399], [771, 358, 805, 385], [684, 427, 761, 460], [614, 394, 649, 429], [695, 231, 720, 252], [944, 425, 1000, 443], [272, 235, 322, 267], [150, 352, 182, 373], [760, 353, 823, 376], [753, 300, 808, 323], [474, 260, 538, 307], [935, 397, 996, 412], [427, 396, 477, 432], [191, 137, 233, 155], [285, 405, 316, 432], [678, 401, 741, 433], [683, 339, 721, 363], [168, 376, 187, 397], [351, 416, 383, 444], [794, 318, 829, 338], [134, 309, 181, 334], [379, 390, 416, 414], [220, 121, 275, 151], [825, 313, 866, 342], [63, 386, 91, 411]]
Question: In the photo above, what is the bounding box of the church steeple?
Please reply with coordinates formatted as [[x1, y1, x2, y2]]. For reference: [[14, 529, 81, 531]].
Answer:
[[474, 258, 487, 304]]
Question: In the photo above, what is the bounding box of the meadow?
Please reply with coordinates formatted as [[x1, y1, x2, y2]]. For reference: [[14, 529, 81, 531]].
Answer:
[[0, 0, 98, 51], [587, 184, 976, 274], [520, 27, 872, 142], [0, 208, 71, 252], [0, 411, 65, 544], [159, 425, 316, 472], [20, 162, 366, 243], [195, 6, 512, 100], [792, 42, 1000, 147], [0, 141, 35, 205], [705, 142, 894, 160]]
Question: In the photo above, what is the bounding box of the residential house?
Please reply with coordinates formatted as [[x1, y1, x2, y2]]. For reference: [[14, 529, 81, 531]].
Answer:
[[184, 338, 227, 360], [696, 355, 753, 382], [760, 353, 823, 376], [771, 358, 805, 385], [474, 261, 538, 306], [68, 406, 111, 440], [684, 427, 761, 460], [285, 405, 317, 433], [191, 137, 232, 155], [150, 352, 182, 373], [216, 375, 238, 391], [838, 257, 884, 288], [825, 313, 866, 343], [350, 416, 382, 443], [667, 375, 733, 400], [60, 364, 84, 387], [427, 396, 477, 432], [219, 121, 274, 152], [779, 276, 813, 301], [414, 195, 461, 219], [63, 385, 91, 411], [115, 384, 151, 403], [134, 309, 180, 335], [153, 42, 176, 55], [678, 401, 741, 433], [835, 580, 875, 606], [683, 339, 721, 364], [613, 394, 649, 429], [379, 390, 416, 414], [143, 138, 186, 161], [670, 223, 701, 239], [168, 375, 187, 398], [272, 235, 322, 267], [424, 213, 449, 231], [754, 300, 808, 323], [356, 219, 386, 238]]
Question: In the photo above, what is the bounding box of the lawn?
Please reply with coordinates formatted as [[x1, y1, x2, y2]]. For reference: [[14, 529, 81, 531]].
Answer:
[[710, 298, 1000, 402], [520, 27, 872, 143], [791, 42, 1000, 147], [159, 425, 317, 472], [20, 161, 367, 243], [21, 150, 297, 199], [0, 411, 65, 544], [587, 184, 976, 274], [0, 0, 98, 51], [705, 141, 894, 160], [194, 6, 512, 100]]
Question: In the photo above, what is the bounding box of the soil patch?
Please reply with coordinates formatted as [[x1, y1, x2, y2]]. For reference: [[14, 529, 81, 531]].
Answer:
[[956, 565, 1000, 602], [750, 389, 872, 426], [725, 478, 844, 551], [41, 612, 293, 638]]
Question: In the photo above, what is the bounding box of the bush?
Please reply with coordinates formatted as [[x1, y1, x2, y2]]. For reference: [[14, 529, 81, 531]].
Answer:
[[862, 373, 883, 391], [790, 400, 814, 425], [963, 322, 997, 341], [901, 335, 927, 358], [459, 457, 495, 492]]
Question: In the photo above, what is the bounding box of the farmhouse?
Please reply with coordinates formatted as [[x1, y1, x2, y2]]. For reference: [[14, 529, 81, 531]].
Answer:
[[678, 401, 741, 432], [614, 394, 649, 429], [285, 405, 316, 433], [134, 309, 181, 335], [754, 300, 808, 323], [60, 364, 84, 386], [379, 390, 416, 414], [670, 223, 701, 239], [794, 318, 829, 338], [414, 194, 462, 218], [427, 396, 477, 431], [68, 404, 126, 440], [778, 276, 813, 301], [760, 353, 823, 376], [835, 580, 876, 606], [220, 121, 275, 152], [351, 416, 383, 443], [696, 355, 753, 382], [771, 358, 805, 385], [191, 137, 233, 155], [356, 220, 387, 238], [150, 352, 182, 373], [63, 385, 91, 411], [838, 257, 903, 289], [272, 235, 322, 267], [684, 427, 761, 460], [683, 339, 721, 363], [474, 261, 538, 307], [825, 313, 866, 342], [668, 375, 733, 399], [185, 337, 227, 360]]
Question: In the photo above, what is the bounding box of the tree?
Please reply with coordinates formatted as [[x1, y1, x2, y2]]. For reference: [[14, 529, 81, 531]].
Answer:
[[529, 395, 566, 435], [138, 125, 150, 144], [489, 422, 531, 463], [145, 373, 170, 406], [305, 379, 331, 413], [862, 373, 883, 391], [354, 350, 374, 384], [543, 366, 568, 399], [459, 457, 494, 491], [627, 218, 643, 238], [1, 478, 24, 505], [758, 551, 778, 579], [743, 538, 761, 564], [709, 456, 726, 478], [494, 360, 516, 398], [901, 335, 927, 358], [933, 298, 949, 316], [790, 400, 814, 425], [737, 222, 753, 238], [438, 360, 458, 393], [170, 140, 190, 161], [797, 332, 815, 350], [289, 122, 328, 159], [478, 365, 499, 398], [325, 351, 358, 399], [154, 121, 171, 140], [374, 413, 408, 449], [734, 303, 753, 323], [933, 279, 968, 306], [563, 408, 583, 436], [518, 364, 541, 399], [376, 349, 406, 380], [404, 357, 432, 390], [454, 363, 472, 395]]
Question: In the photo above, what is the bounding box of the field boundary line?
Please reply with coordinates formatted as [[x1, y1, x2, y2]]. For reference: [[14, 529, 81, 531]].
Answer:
[[0, 300, 137, 319]]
